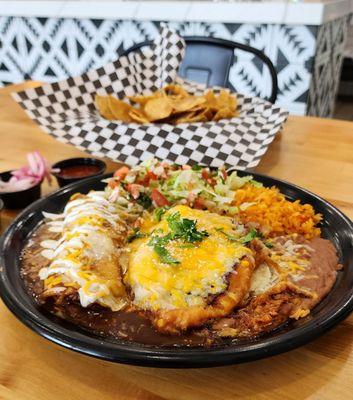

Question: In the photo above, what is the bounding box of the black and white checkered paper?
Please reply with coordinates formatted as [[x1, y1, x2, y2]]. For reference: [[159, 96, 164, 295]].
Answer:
[[13, 26, 288, 169]]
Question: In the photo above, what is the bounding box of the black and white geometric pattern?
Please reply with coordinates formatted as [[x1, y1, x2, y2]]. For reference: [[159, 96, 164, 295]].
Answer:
[[13, 28, 288, 170], [307, 17, 350, 117], [1, 16, 345, 116]]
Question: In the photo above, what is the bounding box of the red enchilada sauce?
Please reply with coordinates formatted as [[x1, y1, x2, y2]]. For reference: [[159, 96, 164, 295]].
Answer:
[[57, 165, 101, 179]]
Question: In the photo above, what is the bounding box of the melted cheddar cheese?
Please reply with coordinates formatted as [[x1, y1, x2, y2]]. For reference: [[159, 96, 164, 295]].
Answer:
[[125, 205, 252, 311]]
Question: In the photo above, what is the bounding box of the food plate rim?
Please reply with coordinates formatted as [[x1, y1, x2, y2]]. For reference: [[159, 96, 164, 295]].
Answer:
[[0, 170, 352, 368]]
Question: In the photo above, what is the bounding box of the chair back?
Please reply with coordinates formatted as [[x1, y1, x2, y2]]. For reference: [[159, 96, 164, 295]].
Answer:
[[179, 38, 234, 88], [121, 36, 278, 103]]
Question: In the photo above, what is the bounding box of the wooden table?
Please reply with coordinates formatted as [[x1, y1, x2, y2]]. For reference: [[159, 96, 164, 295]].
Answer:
[[0, 82, 352, 400]]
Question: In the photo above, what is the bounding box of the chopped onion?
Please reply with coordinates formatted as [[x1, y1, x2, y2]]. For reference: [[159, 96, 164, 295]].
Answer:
[[0, 151, 57, 193]]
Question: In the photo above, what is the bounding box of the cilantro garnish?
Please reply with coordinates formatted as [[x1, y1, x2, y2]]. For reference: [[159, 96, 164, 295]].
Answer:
[[153, 245, 180, 265], [148, 235, 180, 265], [216, 227, 262, 244], [127, 228, 146, 243], [191, 164, 202, 171], [216, 227, 239, 242], [148, 212, 209, 265], [239, 229, 262, 244], [154, 206, 169, 222], [166, 212, 209, 243], [148, 234, 169, 247]]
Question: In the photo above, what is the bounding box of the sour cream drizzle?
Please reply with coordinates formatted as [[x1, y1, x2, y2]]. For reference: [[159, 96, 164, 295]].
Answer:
[[39, 190, 127, 311]]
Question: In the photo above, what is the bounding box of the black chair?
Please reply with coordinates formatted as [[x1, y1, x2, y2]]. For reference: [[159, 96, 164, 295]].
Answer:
[[121, 36, 278, 104]]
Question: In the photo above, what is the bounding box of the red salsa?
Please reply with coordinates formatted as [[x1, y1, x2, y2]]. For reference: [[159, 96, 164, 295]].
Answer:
[[57, 165, 101, 179]]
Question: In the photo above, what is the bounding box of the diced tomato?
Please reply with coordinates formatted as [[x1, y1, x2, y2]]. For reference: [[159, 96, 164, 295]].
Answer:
[[151, 189, 169, 207], [201, 169, 210, 180], [108, 179, 119, 189], [221, 168, 228, 180], [113, 166, 130, 180], [126, 183, 142, 199], [141, 170, 158, 186], [148, 170, 158, 180], [193, 197, 206, 210], [143, 171, 158, 186], [201, 168, 216, 186]]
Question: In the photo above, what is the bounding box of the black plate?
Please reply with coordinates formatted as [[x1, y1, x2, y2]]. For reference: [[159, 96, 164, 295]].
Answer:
[[0, 172, 352, 368]]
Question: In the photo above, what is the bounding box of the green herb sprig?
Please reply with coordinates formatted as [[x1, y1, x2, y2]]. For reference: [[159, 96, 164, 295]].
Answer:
[[127, 228, 147, 243], [216, 227, 262, 244], [215, 227, 239, 242], [148, 212, 209, 265], [153, 206, 170, 222], [239, 229, 262, 244], [166, 212, 209, 243], [148, 235, 180, 264]]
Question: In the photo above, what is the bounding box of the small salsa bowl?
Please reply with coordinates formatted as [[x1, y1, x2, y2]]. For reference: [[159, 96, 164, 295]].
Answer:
[[52, 158, 107, 188], [0, 170, 42, 209]]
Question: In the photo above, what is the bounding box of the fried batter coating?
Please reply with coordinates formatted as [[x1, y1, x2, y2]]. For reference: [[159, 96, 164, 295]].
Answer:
[[212, 281, 315, 338], [152, 256, 256, 334]]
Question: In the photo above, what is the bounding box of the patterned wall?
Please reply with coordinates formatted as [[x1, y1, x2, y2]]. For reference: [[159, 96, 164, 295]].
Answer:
[[0, 16, 348, 116], [307, 17, 350, 117]]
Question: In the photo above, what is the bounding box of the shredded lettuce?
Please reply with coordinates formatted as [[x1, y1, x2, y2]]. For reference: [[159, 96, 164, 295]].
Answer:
[[106, 159, 262, 215], [226, 171, 253, 190]]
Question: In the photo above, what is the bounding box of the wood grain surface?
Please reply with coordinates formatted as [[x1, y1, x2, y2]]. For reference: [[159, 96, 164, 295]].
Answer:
[[0, 82, 352, 400]]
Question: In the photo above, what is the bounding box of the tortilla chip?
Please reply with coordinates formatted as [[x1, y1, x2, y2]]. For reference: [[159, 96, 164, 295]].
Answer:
[[163, 84, 189, 98], [129, 108, 150, 124], [229, 93, 237, 110], [129, 92, 162, 105], [96, 84, 238, 125], [218, 90, 237, 111], [173, 112, 197, 124], [170, 96, 206, 113], [95, 95, 115, 120], [144, 97, 173, 121], [203, 90, 218, 110], [107, 96, 133, 122], [213, 107, 235, 121], [174, 107, 212, 123]]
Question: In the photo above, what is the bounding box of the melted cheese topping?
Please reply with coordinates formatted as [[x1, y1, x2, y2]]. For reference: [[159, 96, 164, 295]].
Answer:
[[270, 239, 312, 281], [125, 205, 252, 311], [249, 238, 313, 297], [39, 191, 127, 311]]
